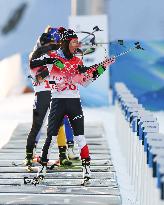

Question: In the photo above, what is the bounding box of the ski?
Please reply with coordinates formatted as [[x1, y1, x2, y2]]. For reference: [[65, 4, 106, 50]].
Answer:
[[24, 175, 44, 186], [12, 161, 25, 167], [81, 177, 91, 186], [69, 158, 80, 162], [24, 165, 46, 186], [26, 165, 38, 172], [11, 157, 56, 167], [12, 161, 38, 172], [48, 163, 81, 170]]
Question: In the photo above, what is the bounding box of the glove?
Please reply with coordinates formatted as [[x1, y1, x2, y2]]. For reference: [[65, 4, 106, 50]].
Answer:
[[77, 65, 89, 74], [35, 66, 49, 82]]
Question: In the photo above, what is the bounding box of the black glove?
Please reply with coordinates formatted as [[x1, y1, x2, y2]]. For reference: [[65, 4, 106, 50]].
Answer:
[[77, 65, 90, 74], [35, 66, 49, 81]]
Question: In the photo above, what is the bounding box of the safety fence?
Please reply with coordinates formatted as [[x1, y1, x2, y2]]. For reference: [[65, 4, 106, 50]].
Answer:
[[114, 82, 164, 205]]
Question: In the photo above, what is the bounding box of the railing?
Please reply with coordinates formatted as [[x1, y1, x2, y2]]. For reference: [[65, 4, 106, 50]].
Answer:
[[114, 82, 164, 205]]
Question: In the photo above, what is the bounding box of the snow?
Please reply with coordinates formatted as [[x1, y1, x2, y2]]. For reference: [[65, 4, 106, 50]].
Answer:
[[84, 106, 137, 205], [0, 93, 33, 149], [0, 93, 164, 205], [0, 94, 138, 205]]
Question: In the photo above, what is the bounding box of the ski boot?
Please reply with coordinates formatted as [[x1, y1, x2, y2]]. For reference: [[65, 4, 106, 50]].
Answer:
[[59, 146, 72, 166], [24, 163, 46, 186], [60, 156, 72, 166], [81, 158, 91, 186], [33, 160, 47, 185], [67, 142, 79, 160], [48, 146, 72, 170], [25, 152, 33, 172]]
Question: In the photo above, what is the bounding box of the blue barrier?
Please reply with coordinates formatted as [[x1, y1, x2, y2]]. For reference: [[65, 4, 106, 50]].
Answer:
[[114, 82, 164, 205]]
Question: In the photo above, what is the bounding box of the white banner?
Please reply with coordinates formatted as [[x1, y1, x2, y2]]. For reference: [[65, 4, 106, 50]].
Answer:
[[0, 54, 25, 98]]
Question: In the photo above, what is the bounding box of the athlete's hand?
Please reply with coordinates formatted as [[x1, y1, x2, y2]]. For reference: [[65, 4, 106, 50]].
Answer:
[[36, 75, 44, 83]]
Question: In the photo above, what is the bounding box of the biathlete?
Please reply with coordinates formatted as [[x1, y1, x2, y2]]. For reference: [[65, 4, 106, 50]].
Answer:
[[30, 27, 116, 182], [25, 28, 79, 170]]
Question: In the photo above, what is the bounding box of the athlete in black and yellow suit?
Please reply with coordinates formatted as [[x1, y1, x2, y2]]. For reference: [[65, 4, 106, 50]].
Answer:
[[25, 33, 73, 167]]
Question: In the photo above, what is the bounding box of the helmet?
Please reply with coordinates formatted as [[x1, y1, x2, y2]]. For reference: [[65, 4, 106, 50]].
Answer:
[[47, 27, 61, 43], [40, 26, 63, 45], [46, 26, 69, 44], [60, 28, 78, 42], [66, 29, 78, 40], [44, 27, 78, 44], [39, 32, 54, 46]]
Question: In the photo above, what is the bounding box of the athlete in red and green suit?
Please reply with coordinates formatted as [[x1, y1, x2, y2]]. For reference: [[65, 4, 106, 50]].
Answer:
[[30, 28, 115, 181]]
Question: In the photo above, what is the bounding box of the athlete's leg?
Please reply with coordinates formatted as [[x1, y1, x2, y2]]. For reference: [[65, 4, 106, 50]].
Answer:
[[57, 125, 67, 146], [57, 125, 72, 166], [66, 98, 91, 179], [64, 116, 74, 143], [26, 91, 51, 165], [41, 98, 65, 164], [64, 116, 79, 160]]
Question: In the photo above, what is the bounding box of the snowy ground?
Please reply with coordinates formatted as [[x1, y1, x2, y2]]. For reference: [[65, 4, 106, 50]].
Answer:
[[0, 94, 33, 149], [0, 93, 164, 205]]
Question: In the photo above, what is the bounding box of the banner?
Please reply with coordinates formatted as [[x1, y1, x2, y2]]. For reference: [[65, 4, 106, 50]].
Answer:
[[0, 54, 25, 98], [110, 40, 164, 111]]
